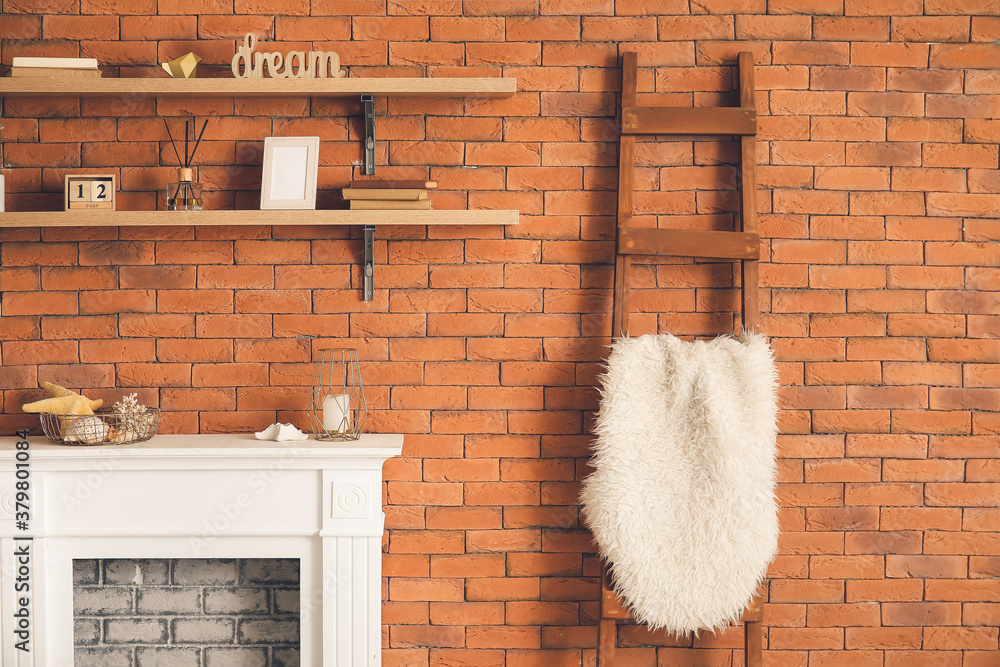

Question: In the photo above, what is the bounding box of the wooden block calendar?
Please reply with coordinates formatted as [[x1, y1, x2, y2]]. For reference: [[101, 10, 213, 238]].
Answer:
[[64, 174, 115, 210]]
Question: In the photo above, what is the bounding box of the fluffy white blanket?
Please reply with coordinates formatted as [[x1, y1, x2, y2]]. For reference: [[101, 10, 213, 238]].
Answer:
[[581, 333, 779, 635]]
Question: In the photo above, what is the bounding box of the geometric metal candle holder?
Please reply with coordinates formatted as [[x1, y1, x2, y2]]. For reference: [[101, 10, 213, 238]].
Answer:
[[308, 348, 367, 441]]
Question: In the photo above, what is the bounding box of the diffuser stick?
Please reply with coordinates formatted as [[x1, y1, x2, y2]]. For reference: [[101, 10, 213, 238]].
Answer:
[[163, 119, 183, 167], [184, 119, 190, 167], [188, 119, 209, 167]]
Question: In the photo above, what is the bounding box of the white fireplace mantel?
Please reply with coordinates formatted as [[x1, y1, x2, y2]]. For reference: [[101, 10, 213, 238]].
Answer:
[[0, 432, 402, 667]]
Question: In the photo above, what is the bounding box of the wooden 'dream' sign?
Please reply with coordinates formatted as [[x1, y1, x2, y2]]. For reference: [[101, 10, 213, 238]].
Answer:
[[232, 33, 347, 79]]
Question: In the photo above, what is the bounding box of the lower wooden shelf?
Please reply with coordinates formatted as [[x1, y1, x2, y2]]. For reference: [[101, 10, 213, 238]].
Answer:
[[0, 77, 517, 99], [0, 208, 519, 228]]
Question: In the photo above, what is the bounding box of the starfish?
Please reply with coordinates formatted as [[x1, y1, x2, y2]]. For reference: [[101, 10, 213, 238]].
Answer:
[[41, 381, 75, 397], [22, 394, 96, 416], [39, 382, 103, 411]]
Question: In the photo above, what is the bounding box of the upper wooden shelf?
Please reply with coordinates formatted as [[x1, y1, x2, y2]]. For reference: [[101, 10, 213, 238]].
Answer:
[[0, 76, 517, 98], [0, 208, 519, 228]]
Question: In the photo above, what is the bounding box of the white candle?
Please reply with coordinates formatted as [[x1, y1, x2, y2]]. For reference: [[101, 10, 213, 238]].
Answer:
[[322, 394, 351, 433], [0, 174, 5, 213]]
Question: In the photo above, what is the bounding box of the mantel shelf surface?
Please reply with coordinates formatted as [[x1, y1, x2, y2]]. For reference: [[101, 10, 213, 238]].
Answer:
[[0, 76, 516, 98], [0, 432, 403, 467], [0, 208, 520, 228]]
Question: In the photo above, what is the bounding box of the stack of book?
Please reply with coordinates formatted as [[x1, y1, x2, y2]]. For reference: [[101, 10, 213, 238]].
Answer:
[[9, 57, 101, 78], [342, 179, 437, 210]]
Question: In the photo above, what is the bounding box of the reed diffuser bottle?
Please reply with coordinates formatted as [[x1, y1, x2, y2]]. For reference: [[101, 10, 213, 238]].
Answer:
[[167, 167, 202, 211], [164, 118, 207, 211]]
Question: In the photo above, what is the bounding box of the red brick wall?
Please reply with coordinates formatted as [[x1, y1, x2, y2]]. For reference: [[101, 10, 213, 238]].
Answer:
[[2, 1, 998, 665]]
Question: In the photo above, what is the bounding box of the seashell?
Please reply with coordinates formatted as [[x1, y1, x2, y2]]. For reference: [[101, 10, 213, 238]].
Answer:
[[255, 423, 309, 442], [110, 426, 143, 443], [64, 416, 110, 444]]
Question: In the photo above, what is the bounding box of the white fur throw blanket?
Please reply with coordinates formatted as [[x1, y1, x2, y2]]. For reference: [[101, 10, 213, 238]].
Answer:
[[581, 333, 779, 635]]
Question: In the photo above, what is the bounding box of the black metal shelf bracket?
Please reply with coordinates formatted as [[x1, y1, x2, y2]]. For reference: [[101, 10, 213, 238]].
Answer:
[[361, 95, 376, 300], [363, 224, 376, 302], [362, 94, 375, 175]]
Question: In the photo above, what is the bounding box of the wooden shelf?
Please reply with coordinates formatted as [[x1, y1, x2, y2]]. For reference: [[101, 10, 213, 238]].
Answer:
[[0, 75, 520, 300], [0, 208, 519, 228], [0, 76, 516, 98]]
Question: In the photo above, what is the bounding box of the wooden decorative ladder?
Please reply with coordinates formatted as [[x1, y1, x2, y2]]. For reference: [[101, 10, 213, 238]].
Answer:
[[600, 51, 765, 667]]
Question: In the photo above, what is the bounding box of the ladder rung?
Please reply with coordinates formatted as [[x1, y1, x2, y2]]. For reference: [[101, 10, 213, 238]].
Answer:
[[618, 227, 760, 261], [622, 106, 757, 136], [601, 588, 765, 623]]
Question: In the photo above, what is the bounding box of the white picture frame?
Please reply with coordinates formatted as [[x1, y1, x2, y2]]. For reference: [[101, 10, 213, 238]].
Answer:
[[260, 136, 320, 209]]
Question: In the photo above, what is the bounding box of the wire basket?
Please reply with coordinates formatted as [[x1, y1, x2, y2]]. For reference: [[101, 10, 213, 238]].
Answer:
[[39, 409, 161, 445]]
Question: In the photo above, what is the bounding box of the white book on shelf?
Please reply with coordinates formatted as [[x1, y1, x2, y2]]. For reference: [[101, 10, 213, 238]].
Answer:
[[11, 57, 99, 69]]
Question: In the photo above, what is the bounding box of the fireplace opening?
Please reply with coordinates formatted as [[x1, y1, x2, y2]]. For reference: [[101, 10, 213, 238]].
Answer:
[[73, 557, 300, 667]]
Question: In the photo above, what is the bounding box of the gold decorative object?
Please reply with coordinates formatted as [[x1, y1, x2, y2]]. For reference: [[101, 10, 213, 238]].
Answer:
[[232, 32, 346, 79], [161, 52, 201, 78], [308, 348, 367, 441]]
